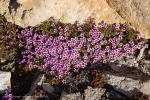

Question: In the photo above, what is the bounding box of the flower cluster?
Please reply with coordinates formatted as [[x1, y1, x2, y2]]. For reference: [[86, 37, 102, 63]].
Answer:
[[0, 17, 148, 83], [19, 26, 88, 81], [2, 93, 13, 100], [88, 25, 148, 64], [2, 88, 13, 100]]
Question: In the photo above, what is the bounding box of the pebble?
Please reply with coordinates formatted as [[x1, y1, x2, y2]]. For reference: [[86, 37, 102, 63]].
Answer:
[[148, 49, 150, 55], [134, 63, 139, 67], [106, 92, 110, 97], [0, 58, 7, 63], [42, 83, 54, 93]]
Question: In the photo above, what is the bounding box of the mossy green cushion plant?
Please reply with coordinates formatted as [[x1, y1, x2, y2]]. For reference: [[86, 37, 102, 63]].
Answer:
[[0, 15, 148, 84], [0, 15, 23, 64]]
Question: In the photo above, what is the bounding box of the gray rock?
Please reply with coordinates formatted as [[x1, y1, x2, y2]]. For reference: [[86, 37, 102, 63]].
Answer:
[[109, 63, 121, 72], [84, 86, 105, 100], [59, 90, 83, 100], [37, 74, 45, 86], [22, 96, 33, 100], [22, 74, 46, 100], [103, 74, 150, 97], [148, 49, 150, 55], [0, 57, 7, 63], [136, 46, 146, 61], [106, 92, 110, 97], [110, 90, 128, 100], [0, 71, 11, 94], [134, 63, 139, 67], [42, 83, 54, 93]]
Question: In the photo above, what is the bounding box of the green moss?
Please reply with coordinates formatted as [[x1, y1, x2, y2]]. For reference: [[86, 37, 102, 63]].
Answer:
[[0, 15, 24, 71]]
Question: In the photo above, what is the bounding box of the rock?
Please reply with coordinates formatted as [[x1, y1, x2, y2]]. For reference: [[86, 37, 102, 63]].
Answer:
[[0, 71, 11, 94], [109, 55, 139, 72], [31, 87, 50, 100], [23, 96, 49, 100], [138, 59, 150, 75], [22, 96, 32, 100], [22, 74, 45, 100], [84, 86, 105, 100], [110, 90, 128, 100], [134, 63, 139, 68], [37, 74, 45, 86], [59, 90, 83, 100], [106, 92, 110, 97], [0, 0, 125, 28], [106, 0, 150, 39], [136, 46, 146, 61], [1, 61, 15, 71], [140, 80, 150, 95], [109, 63, 121, 72], [103, 74, 150, 97], [42, 83, 54, 93], [148, 49, 150, 55], [0, 58, 7, 64]]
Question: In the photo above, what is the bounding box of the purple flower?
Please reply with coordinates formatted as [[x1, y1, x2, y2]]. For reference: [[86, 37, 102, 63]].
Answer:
[[145, 44, 148, 48], [19, 43, 23, 47], [119, 43, 123, 47], [74, 68, 78, 72], [115, 32, 119, 36], [54, 29, 58, 33], [6, 22, 10, 27], [103, 59, 107, 63], [80, 33, 84, 37], [77, 21, 80, 26], [64, 26, 69, 32], [83, 54, 88, 59], [84, 19, 88, 24], [78, 27, 82, 31], [6, 46, 10, 49], [122, 28, 126, 32], [1, 35, 4, 39], [51, 23, 55, 27], [62, 79, 66, 84]]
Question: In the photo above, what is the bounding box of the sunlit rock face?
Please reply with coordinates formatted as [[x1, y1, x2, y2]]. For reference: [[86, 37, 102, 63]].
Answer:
[[0, 0, 124, 27], [106, 0, 150, 39], [0, 0, 150, 38]]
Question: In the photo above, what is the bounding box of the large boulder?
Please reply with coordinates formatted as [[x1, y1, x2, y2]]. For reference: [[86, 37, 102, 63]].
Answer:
[[106, 0, 150, 39], [0, 0, 124, 27]]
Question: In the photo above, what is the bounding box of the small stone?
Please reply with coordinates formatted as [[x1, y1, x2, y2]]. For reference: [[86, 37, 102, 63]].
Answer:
[[106, 92, 110, 97], [109, 63, 120, 72], [59, 91, 83, 100], [37, 74, 45, 86], [23, 96, 33, 100], [137, 46, 146, 61], [23, 74, 46, 100], [0, 71, 11, 94], [0, 58, 7, 63], [148, 49, 150, 55], [42, 83, 54, 93], [101, 97, 106, 100], [134, 63, 139, 67], [84, 86, 105, 100]]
